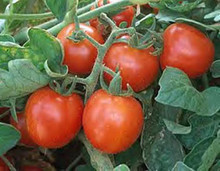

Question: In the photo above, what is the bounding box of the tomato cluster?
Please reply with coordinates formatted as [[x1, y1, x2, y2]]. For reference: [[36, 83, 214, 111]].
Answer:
[[4, 1, 215, 166]]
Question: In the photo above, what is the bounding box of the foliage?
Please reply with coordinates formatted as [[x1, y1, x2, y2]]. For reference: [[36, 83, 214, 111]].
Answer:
[[0, 0, 219, 170]]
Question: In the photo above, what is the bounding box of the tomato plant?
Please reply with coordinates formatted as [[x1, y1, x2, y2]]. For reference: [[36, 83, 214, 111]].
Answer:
[[83, 89, 144, 154], [57, 23, 104, 75], [90, 0, 134, 31], [0, 0, 220, 170], [25, 87, 84, 148], [104, 38, 159, 92], [10, 113, 36, 147], [160, 23, 215, 78]]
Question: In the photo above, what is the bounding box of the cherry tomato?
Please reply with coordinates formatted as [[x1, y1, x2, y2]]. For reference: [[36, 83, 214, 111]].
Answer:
[[21, 165, 43, 171], [103, 38, 159, 92], [83, 89, 144, 154], [0, 158, 9, 171], [160, 23, 214, 78], [90, 0, 134, 31], [25, 87, 84, 148], [57, 23, 104, 75], [10, 113, 36, 147]]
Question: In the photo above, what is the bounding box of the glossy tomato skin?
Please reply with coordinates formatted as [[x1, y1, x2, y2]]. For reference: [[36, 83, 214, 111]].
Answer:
[[25, 87, 84, 148], [83, 89, 144, 154], [104, 41, 159, 92], [57, 23, 104, 75], [10, 113, 36, 147], [21, 165, 43, 171], [90, 0, 134, 30], [160, 23, 215, 78], [0, 158, 9, 171]]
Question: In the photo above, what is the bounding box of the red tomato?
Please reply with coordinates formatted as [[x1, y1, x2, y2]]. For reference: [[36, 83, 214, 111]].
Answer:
[[0, 158, 9, 171], [83, 89, 144, 154], [160, 23, 214, 78], [25, 87, 84, 148], [57, 23, 104, 75], [10, 113, 36, 147], [103, 38, 159, 92], [90, 0, 134, 31], [21, 165, 43, 171]]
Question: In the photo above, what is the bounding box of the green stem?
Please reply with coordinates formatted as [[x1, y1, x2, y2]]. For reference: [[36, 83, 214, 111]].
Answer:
[[0, 12, 54, 20], [78, 0, 132, 23], [66, 154, 83, 171], [14, 19, 59, 44], [202, 73, 209, 89], [77, 2, 95, 15], [48, 0, 132, 36], [0, 156, 16, 171]]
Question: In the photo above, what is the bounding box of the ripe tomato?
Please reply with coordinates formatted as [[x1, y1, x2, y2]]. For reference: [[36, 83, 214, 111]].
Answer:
[[21, 165, 43, 171], [57, 23, 104, 75], [10, 113, 36, 147], [83, 89, 144, 154], [25, 87, 84, 148], [160, 23, 214, 78], [103, 38, 159, 92], [0, 158, 9, 171], [90, 0, 134, 31]]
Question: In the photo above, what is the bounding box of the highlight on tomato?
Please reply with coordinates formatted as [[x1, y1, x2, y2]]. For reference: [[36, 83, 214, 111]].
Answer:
[[57, 23, 104, 75], [90, 0, 135, 32], [83, 89, 144, 154], [25, 87, 84, 148], [104, 36, 159, 92], [160, 23, 215, 78], [10, 113, 36, 147]]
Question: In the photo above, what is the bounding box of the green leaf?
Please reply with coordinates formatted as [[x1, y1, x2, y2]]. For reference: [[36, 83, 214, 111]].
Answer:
[[184, 137, 215, 170], [0, 59, 50, 101], [156, 9, 185, 22], [115, 141, 143, 169], [211, 60, 220, 78], [0, 34, 15, 42], [204, 10, 220, 22], [197, 131, 220, 171], [210, 160, 220, 171], [165, 0, 202, 12], [141, 103, 184, 171], [0, 122, 20, 156], [155, 67, 220, 116], [108, 72, 122, 95], [163, 119, 191, 135], [114, 164, 130, 171], [172, 162, 194, 171], [0, 28, 67, 77], [178, 115, 220, 149], [44, 0, 67, 20]]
